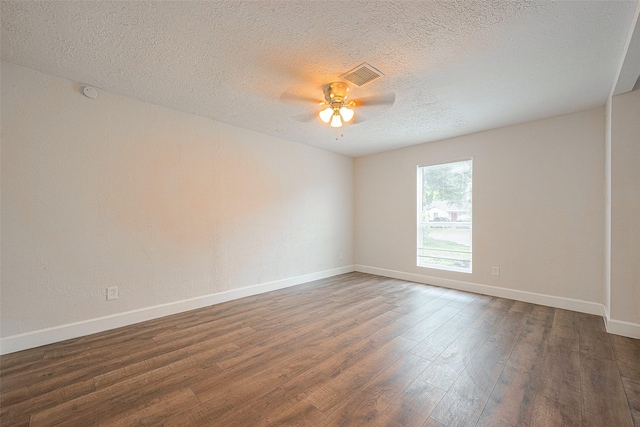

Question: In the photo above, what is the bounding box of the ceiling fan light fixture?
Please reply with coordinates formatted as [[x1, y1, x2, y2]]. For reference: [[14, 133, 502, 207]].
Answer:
[[330, 112, 343, 128], [319, 107, 333, 123], [339, 106, 354, 122]]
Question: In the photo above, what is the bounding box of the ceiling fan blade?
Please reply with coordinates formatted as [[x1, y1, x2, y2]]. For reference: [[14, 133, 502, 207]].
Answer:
[[349, 112, 368, 124], [353, 93, 396, 107], [295, 110, 319, 123], [280, 91, 322, 104]]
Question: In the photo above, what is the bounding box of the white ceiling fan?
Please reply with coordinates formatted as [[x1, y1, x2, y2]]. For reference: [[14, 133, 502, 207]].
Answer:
[[318, 82, 356, 128], [280, 71, 395, 128]]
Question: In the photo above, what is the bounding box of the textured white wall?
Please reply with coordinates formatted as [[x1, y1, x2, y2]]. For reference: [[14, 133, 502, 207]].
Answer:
[[610, 89, 640, 326], [0, 62, 354, 337], [355, 108, 605, 304]]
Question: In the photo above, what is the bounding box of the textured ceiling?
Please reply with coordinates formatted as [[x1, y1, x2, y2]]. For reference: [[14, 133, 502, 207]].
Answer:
[[1, 1, 637, 157]]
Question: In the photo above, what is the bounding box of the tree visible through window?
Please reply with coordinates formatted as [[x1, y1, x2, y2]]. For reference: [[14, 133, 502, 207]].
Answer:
[[417, 159, 472, 272]]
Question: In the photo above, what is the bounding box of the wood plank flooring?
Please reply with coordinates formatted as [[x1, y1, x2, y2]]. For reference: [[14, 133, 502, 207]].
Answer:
[[1, 272, 639, 426]]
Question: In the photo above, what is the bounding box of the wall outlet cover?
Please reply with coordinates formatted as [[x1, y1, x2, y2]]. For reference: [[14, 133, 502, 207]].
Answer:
[[106, 286, 119, 301]]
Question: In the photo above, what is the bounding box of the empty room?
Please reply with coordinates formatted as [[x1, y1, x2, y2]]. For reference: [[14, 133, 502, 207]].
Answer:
[[1, 1, 639, 426]]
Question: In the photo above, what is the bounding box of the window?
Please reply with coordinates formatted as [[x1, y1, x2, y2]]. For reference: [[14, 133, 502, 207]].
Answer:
[[417, 159, 472, 272]]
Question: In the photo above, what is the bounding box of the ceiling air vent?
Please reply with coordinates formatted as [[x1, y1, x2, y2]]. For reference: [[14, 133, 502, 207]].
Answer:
[[341, 63, 384, 86]]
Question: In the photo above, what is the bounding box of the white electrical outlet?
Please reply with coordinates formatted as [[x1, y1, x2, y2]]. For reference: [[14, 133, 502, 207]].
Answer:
[[106, 286, 118, 301], [492, 267, 500, 276], [339, 251, 344, 260]]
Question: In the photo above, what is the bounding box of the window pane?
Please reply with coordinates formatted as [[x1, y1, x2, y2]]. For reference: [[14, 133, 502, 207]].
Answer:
[[418, 160, 472, 272]]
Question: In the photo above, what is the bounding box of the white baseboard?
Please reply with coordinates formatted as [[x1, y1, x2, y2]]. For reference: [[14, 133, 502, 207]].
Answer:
[[603, 305, 640, 338], [355, 265, 605, 317], [0, 265, 356, 355], [4, 264, 636, 355], [605, 318, 640, 339]]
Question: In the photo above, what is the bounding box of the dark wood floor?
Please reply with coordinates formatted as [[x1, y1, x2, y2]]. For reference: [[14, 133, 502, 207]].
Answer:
[[1, 272, 639, 426]]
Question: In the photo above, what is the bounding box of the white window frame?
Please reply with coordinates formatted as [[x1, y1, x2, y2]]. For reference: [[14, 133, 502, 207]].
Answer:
[[417, 159, 473, 273]]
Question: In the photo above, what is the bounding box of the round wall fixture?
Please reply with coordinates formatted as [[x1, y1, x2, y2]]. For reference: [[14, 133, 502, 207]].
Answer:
[[82, 86, 98, 99]]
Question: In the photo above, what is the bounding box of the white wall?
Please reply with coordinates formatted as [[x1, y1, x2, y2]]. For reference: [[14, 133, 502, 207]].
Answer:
[[604, 98, 612, 318], [355, 108, 605, 311], [0, 62, 354, 347], [610, 89, 640, 328], [2, 59, 636, 352]]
